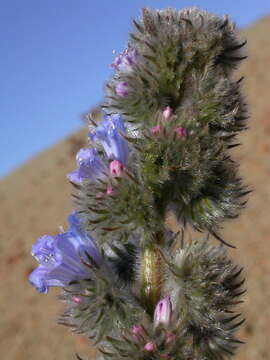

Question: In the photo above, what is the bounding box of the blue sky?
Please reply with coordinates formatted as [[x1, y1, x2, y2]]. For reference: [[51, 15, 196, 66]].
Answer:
[[1, 0, 269, 177]]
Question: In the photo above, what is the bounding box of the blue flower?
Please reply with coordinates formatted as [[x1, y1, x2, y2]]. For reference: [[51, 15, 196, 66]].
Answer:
[[89, 114, 129, 165], [67, 148, 107, 184], [29, 213, 101, 293]]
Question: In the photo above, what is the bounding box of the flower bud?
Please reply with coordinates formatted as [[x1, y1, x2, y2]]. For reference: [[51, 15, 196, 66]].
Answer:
[[110, 160, 125, 177], [175, 127, 187, 139], [132, 325, 145, 339], [144, 342, 156, 352], [72, 296, 82, 304], [154, 296, 172, 328], [116, 81, 130, 97], [162, 106, 173, 120], [151, 124, 162, 136]]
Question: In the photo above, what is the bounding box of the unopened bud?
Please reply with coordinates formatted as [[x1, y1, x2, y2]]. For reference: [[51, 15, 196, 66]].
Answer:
[[151, 124, 162, 136], [144, 341, 156, 352], [72, 296, 82, 304], [154, 296, 172, 328], [175, 127, 187, 139], [132, 325, 145, 340], [110, 160, 125, 177], [116, 81, 130, 97], [162, 106, 173, 120]]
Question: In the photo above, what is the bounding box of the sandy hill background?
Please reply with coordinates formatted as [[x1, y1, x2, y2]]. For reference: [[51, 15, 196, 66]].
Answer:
[[1, 16, 270, 360]]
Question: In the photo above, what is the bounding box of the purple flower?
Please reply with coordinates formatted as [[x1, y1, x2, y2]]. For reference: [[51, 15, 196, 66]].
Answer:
[[115, 81, 130, 97], [112, 48, 139, 73], [29, 213, 101, 294], [89, 114, 129, 165], [154, 296, 172, 328], [67, 148, 107, 184]]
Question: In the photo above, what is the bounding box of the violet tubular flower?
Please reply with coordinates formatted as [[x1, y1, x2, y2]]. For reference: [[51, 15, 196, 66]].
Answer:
[[89, 114, 129, 165], [67, 148, 107, 184], [29, 213, 101, 293]]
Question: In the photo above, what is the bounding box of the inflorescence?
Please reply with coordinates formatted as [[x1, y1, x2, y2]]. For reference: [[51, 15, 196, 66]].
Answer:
[[29, 7, 249, 360]]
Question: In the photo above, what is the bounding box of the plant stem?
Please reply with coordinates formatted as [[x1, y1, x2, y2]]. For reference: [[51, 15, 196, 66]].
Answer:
[[140, 233, 164, 316]]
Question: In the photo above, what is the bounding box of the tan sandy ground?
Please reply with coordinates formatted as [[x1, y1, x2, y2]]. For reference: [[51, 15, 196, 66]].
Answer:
[[0, 16, 270, 360]]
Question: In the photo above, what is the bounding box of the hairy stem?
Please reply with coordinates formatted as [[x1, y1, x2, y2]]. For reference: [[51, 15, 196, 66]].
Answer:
[[140, 235, 164, 315]]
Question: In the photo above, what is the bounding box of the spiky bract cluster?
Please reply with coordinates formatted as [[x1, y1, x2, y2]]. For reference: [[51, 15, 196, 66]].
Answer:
[[102, 7, 249, 237], [73, 171, 166, 246], [164, 235, 245, 358], [106, 7, 247, 130], [95, 236, 245, 360], [134, 126, 247, 243], [58, 248, 144, 343], [99, 321, 189, 360]]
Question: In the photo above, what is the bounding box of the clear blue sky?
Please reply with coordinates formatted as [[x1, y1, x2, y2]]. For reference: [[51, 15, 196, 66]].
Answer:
[[1, 0, 269, 177]]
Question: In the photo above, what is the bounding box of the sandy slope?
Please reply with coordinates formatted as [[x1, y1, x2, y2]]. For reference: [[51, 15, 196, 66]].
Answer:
[[0, 16, 270, 360]]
